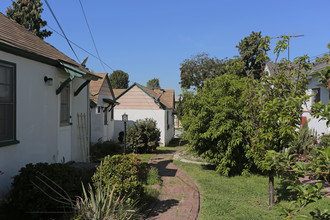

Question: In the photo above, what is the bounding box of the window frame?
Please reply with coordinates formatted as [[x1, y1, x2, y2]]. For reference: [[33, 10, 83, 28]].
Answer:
[[311, 88, 321, 105], [0, 60, 19, 147], [60, 83, 71, 127]]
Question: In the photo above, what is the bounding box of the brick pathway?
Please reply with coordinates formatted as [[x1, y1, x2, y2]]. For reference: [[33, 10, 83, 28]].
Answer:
[[145, 151, 200, 220]]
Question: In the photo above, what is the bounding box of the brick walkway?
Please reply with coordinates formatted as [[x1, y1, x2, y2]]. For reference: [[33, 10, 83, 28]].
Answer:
[[145, 151, 200, 220]]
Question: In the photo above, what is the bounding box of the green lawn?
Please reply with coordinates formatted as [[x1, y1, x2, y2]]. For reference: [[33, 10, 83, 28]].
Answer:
[[174, 160, 330, 220]]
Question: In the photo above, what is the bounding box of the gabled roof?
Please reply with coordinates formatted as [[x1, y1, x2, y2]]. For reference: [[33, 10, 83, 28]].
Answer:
[[0, 12, 97, 78], [265, 60, 330, 76], [114, 83, 175, 109], [89, 73, 115, 105]]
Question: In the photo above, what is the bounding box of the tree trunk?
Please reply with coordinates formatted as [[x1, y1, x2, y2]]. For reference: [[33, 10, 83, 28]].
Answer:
[[269, 169, 275, 207]]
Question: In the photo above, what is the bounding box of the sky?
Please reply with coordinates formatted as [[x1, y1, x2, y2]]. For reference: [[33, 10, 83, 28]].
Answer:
[[1, 0, 330, 95]]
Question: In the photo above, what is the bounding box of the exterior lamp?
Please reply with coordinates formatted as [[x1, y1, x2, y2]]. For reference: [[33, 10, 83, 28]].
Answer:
[[122, 113, 128, 122], [44, 76, 53, 86], [122, 113, 128, 154]]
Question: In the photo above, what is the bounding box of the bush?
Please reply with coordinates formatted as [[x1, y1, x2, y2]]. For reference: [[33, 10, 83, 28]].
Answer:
[[92, 154, 148, 205], [10, 163, 83, 216], [74, 183, 137, 220], [126, 118, 161, 153], [319, 134, 330, 149], [90, 140, 122, 162], [181, 74, 254, 176]]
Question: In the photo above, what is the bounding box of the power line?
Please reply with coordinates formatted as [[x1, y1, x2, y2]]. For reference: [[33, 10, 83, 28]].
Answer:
[[78, 0, 106, 72], [46, 25, 115, 71], [44, 0, 81, 63]]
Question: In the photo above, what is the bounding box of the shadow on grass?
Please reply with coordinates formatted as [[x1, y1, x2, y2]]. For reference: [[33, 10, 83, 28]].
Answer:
[[276, 178, 298, 202]]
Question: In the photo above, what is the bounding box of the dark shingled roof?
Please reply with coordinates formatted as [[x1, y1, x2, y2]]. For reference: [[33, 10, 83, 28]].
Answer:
[[0, 12, 90, 72], [266, 60, 330, 76]]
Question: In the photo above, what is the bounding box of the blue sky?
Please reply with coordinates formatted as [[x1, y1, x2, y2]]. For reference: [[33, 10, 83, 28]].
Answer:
[[1, 0, 330, 95]]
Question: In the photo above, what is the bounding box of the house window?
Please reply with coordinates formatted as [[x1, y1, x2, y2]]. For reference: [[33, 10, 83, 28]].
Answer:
[[0, 61, 17, 145], [104, 109, 108, 125], [311, 88, 320, 105], [96, 106, 101, 114], [60, 84, 70, 126], [110, 108, 114, 121], [167, 111, 170, 130]]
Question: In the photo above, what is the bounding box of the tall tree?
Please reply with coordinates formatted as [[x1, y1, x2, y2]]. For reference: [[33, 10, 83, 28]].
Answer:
[[146, 78, 160, 89], [244, 36, 311, 207], [109, 70, 129, 89], [6, 0, 52, 39], [236, 31, 270, 79], [180, 53, 227, 90]]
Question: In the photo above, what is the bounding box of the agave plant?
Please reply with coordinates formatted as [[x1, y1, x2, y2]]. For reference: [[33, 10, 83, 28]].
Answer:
[[74, 183, 136, 220]]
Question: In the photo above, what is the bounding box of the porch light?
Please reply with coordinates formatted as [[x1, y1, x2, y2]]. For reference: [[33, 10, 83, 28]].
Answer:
[[44, 76, 53, 86], [122, 113, 128, 122]]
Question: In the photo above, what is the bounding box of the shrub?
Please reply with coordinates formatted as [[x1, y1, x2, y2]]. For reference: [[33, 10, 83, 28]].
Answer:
[[74, 183, 137, 220], [319, 134, 330, 149], [290, 122, 317, 154], [126, 118, 161, 153], [92, 154, 148, 205], [10, 163, 82, 216], [90, 140, 122, 162], [181, 74, 253, 176]]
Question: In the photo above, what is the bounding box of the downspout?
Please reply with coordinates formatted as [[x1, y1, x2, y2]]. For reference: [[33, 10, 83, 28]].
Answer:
[[87, 83, 90, 162]]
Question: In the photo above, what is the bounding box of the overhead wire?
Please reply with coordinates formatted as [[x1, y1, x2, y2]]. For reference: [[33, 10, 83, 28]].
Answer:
[[44, 0, 81, 63], [46, 25, 115, 71], [78, 0, 106, 72]]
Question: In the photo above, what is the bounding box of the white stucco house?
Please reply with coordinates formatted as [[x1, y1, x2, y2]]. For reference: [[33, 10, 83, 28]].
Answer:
[[0, 13, 100, 196], [113, 83, 175, 146], [265, 61, 330, 135], [89, 73, 117, 144]]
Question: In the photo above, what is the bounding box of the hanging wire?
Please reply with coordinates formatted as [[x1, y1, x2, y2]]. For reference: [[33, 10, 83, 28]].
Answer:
[[47, 25, 115, 71], [44, 0, 81, 63], [78, 0, 106, 72]]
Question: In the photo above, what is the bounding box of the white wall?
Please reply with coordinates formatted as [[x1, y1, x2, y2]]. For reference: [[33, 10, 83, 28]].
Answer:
[[302, 76, 329, 135], [0, 51, 89, 197], [114, 109, 174, 146], [90, 106, 115, 144]]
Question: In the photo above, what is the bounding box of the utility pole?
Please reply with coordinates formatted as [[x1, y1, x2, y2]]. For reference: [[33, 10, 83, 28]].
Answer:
[[271, 35, 304, 61]]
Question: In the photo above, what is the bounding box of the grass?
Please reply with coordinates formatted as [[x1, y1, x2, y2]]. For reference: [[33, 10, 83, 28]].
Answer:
[[173, 160, 330, 220]]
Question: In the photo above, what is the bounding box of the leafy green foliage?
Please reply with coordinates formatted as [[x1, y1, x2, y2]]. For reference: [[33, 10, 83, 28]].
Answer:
[[90, 140, 122, 162], [181, 74, 253, 176], [126, 118, 160, 153], [179, 53, 228, 90], [109, 70, 129, 89], [74, 183, 136, 220], [146, 78, 160, 89], [245, 57, 311, 172], [10, 163, 82, 215], [319, 134, 330, 148], [236, 31, 270, 79], [290, 122, 317, 155], [310, 208, 330, 219], [92, 154, 148, 205], [315, 43, 330, 63], [6, 0, 52, 39]]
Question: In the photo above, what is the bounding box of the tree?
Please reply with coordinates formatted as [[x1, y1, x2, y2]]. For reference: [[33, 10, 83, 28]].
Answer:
[[181, 74, 253, 176], [236, 31, 270, 79], [6, 0, 52, 39], [179, 53, 227, 90], [109, 70, 129, 89], [244, 36, 311, 207], [147, 78, 160, 89]]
